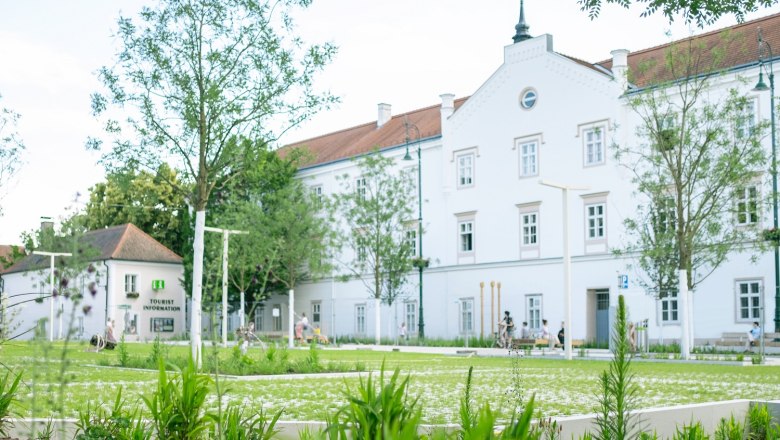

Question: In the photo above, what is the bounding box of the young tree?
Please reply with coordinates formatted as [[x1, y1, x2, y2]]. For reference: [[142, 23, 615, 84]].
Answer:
[[329, 153, 415, 345], [614, 39, 768, 358], [0, 94, 24, 213], [88, 0, 337, 363], [83, 164, 188, 255], [578, 0, 777, 26], [264, 179, 332, 348]]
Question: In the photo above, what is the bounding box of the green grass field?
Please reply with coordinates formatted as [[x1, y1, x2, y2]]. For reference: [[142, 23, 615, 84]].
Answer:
[[2, 340, 779, 424]]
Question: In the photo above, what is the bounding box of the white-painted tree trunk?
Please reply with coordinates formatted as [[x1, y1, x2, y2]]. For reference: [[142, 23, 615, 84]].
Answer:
[[288, 289, 295, 348], [375, 297, 381, 345], [191, 210, 206, 367], [221, 231, 229, 348], [678, 269, 690, 360], [239, 291, 245, 328]]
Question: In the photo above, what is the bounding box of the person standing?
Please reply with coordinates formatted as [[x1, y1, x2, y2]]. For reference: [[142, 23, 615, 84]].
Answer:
[[542, 319, 557, 349], [499, 311, 515, 349], [557, 321, 565, 347], [399, 322, 407, 344], [520, 321, 530, 339]]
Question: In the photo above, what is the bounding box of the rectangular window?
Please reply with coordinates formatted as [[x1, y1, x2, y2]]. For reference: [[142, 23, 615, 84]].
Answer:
[[355, 304, 366, 334], [405, 302, 417, 334], [661, 292, 679, 323], [737, 280, 762, 321], [526, 294, 541, 330], [736, 99, 757, 139], [521, 212, 538, 246], [356, 235, 368, 262], [150, 317, 174, 333], [406, 229, 418, 257], [355, 177, 367, 200], [311, 302, 321, 326], [272, 305, 282, 331], [735, 185, 759, 226], [519, 140, 538, 177], [460, 298, 474, 334], [311, 185, 323, 208], [459, 221, 474, 252], [586, 204, 606, 239], [124, 274, 137, 294], [584, 128, 605, 166], [457, 153, 474, 187], [257, 305, 266, 330], [656, 196, 676, 234]]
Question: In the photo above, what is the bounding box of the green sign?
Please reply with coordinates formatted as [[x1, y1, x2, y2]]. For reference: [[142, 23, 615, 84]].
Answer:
[[152, 279, 165, 290]]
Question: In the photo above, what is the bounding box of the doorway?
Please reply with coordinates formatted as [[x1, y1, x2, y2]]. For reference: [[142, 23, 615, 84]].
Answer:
[[595, 289, 610, 345]]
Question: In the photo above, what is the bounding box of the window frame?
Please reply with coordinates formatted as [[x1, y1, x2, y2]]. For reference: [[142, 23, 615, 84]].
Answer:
[[735, 98, 758, 139], [310, 184, 324, 208], [124, 274, 138, 294], [516, 135, 541, 178], [660, 292, 679, 324], [578, 121, 609, 167], [405, 301, 418, 334], [311, 301, 322, 326], [355, 177, 367, 200], [735, 278, 763, 323], [735, 184, 760, 226], [355, 303, 367, 335], [459, 298, 475, 335], [526, 294, 542, 331], [456, 152, 475, 188]]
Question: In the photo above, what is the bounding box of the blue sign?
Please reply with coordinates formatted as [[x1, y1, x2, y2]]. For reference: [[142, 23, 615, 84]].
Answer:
[[619, 274, 629, 289]]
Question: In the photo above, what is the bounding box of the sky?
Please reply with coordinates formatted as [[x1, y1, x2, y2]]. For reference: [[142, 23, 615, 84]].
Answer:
[[0, 0, 778, 245]]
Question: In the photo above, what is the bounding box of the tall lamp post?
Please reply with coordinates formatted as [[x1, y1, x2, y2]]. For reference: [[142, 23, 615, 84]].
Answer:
[[539, 180, 588, 361], [204, 226, 248, 347], [32, 250, 72, 341], [403, 120, 424, 339], [753, 28, 778, 335]]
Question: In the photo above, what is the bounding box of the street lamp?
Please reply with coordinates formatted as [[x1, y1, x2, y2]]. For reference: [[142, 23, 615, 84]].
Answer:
[[204, 226, 248, 347], [403, 119, 425, 339], [539, 180, 589, 360], [753, 28, 778, 335], [32, 250, 72, 341]]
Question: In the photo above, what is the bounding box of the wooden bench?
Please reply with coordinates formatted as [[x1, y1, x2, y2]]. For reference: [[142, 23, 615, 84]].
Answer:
[[717, 332, 780, 348], [511, 338, 585, 349]]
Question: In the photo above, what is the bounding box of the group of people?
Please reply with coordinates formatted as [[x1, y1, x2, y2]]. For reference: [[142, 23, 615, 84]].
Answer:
[[497, 312, 568, 350]]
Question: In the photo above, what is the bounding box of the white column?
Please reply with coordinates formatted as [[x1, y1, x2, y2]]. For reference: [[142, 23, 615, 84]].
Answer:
[[288, 289, 295, 348], [49, 256, 55, 341], [191, 210, 206, 366], [375, 297, 381, 345], [562, 187, 572, 360], [221, 230, 229, 347], [678, 269, 690, 360]]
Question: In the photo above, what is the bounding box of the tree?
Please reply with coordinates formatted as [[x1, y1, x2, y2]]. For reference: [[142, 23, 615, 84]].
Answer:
[[614, 39, 767, 358], [264, 179, 332, 348], [578, 0, 777, 26], [329, 153, 415, 345], [83, 164, 188, 255], [0, 94, 24, 213], [88, 0, 337, 363]]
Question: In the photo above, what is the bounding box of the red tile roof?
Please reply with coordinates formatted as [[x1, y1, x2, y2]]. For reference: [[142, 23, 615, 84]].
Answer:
[[282, 12, 780, 168], [1, 224, 182, 275]]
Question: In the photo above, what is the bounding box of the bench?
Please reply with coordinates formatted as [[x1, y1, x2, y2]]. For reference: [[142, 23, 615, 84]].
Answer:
[[511, 338, 584, 349], [717, 332, 780, 348]]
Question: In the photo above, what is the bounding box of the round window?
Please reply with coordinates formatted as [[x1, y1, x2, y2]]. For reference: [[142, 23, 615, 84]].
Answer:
[[520, 89, 537, 110]]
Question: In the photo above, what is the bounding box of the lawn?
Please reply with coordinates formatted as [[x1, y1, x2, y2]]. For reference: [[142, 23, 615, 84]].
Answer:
[[1, 340, 779, 425]]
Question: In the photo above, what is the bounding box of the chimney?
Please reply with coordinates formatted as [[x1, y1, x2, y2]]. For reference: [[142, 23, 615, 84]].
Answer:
[[40, 216, 54, 232], [377, 103, 392, 128], [440, 93, 455, 120], [610, 49, 629, 93]]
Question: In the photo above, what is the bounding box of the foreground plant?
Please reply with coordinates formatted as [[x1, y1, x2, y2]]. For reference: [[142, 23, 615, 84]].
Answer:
[[74, 387, 150, 440], [592, 294, 641, 440], [0, 370, 21, 438]]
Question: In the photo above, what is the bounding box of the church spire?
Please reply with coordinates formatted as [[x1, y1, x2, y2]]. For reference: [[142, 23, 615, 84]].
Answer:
[[512, 0, 532, 43]]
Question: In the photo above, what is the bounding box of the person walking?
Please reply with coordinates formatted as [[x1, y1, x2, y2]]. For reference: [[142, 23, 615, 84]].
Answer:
[[542, 319, 557, 349]]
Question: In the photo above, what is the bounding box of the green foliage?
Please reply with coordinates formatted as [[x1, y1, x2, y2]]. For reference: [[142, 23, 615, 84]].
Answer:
[[210, 404, 282, 440], [593, 295, 640, 440], [745, 403, 780, 440], [576, 0, 777, 27], [326, 363, 422, 439], [117, 333, 129, 367], [74, 387, 150, 440], [0, 370, 21, 437], [83, 164, 188, 255], [142, 357, 213, 439], [714, 415, 744, 440], [672, 421, 709, 440], [614, 37, 767, 296]]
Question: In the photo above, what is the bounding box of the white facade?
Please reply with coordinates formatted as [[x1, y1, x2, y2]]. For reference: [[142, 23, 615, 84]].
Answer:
[[267, 18, 778, 346]]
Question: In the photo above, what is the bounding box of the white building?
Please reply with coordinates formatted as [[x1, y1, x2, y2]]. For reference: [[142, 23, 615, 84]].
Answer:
[[0, 223, 186, 341], [269, 8, 780, 346]]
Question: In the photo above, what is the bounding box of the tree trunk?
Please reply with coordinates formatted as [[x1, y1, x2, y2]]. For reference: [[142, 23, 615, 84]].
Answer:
[[288, 288, 295, 349], [374, 297, 381, 345], [191, 210, 206, 367], [678, 269, 690, 360]]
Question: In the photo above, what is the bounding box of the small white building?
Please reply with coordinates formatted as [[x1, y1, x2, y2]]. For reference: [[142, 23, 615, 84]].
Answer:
[[0, 223, 186, 341], [267, 6, 780, 345]]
